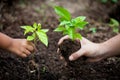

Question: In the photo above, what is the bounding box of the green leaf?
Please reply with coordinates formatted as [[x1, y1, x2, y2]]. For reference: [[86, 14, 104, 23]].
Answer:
[[63, 30, 68, 35], [37, 23, 41, 30], [36, 31, 48, 46], [71, 16, 86, 23], [59, 17, 66, 21], [54, 6, 71, 21], [77, 21, 88, 30], [71, 16, 88, 29], [75, 16, 86, 21], [74, 33, 82, 40], [41, 29, 49, 33], [59, 21, 73, 27], [27, 36, 34, 41], [109, 18, 119, 27], [38, 23, 41, 26], [65, 25, 70, 30], [21, 26, 35, 35], [89, 27, 97, 33], [33, 22, 37, 29], [59, 21, 70, 26], [21, 26, 32, 30], [113, 28, 119, 33], [71, 16, 86, 24], [54, 26, 65, 32], [109, 18, 119, 33]]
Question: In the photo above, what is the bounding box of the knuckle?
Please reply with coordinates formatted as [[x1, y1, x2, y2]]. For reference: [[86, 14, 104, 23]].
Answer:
[[22, 42, 27, 47]]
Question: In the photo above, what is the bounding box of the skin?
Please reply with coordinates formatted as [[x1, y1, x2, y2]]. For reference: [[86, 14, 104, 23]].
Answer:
[[58, 34, 120, 62], [0, 32, 35, 58]]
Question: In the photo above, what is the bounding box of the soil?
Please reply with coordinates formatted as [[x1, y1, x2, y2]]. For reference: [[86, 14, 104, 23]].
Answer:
[[108, 1, 120, 22], [59, 39, 81, 62], [0, 0, 120, 80]]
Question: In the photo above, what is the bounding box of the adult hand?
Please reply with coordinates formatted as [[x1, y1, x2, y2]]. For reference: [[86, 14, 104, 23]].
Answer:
[[58, 35, 107, 62]]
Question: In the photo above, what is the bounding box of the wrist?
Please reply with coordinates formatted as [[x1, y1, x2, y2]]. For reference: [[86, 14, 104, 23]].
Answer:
[[99, 42, 115, 58], [7, 38, 15, 52]]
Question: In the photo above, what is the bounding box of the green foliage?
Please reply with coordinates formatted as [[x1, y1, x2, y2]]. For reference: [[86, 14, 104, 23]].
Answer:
[[54, 6, 88, 40], [89, 27, 97, 33], [21, 23, 49, 46], [101, 0, 118, 3], [109, 18, 119, 34], [54, 6, 71, 21]]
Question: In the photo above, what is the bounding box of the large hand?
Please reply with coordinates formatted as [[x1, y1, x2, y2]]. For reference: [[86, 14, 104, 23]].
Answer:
[[58, 35, 106, 62], [8, 39, 35, 58]]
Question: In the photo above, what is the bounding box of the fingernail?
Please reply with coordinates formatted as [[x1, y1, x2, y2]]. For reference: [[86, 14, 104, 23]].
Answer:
[[69, 56, 73, 61]]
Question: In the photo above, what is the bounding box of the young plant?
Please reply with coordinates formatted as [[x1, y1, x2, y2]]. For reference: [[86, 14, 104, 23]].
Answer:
[[109, 18, 119, 34], [54, 6, 88, 40], [21, 22, 48, 68], [21, 23, 49, 77], [21, 23, 49, 46]]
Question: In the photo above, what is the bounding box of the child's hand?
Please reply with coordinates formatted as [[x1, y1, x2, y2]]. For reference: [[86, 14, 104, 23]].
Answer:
[[8, 39, 35, 58], [58, 35, 107, 62]]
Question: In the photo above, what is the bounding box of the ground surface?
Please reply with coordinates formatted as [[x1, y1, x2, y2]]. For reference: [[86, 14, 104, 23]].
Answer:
[[0, 0, 120, 80]]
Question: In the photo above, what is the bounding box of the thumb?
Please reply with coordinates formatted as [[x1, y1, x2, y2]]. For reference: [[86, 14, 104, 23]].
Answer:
[[69, 49, 85, 61]]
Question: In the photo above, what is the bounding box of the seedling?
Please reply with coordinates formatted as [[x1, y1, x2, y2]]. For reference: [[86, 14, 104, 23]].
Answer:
[[54, 6, 88, 40], [21, 22, 49, 46], [109, 18, 119, 34], [53, 6, 88, 63], [21, 23, 49, 78]]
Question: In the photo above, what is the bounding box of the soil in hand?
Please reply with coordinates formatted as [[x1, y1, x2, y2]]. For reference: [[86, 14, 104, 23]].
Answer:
[[59, 39, 87, 66]]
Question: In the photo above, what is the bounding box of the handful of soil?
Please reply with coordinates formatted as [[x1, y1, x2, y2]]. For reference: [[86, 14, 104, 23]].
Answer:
[[59, 39, 87, 66]]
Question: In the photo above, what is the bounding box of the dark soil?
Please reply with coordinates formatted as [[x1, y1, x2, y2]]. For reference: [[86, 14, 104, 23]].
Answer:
[[108, 1, 120, 22], [0, 0, 120, 80], [59, 39, 81, 62]]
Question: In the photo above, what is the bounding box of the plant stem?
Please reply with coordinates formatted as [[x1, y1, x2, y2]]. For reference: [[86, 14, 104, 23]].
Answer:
[[31, 32, 37, 60]]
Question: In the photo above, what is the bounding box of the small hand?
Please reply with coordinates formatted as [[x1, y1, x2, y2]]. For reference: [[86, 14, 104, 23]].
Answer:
[[58, 35, 106, 62], [8, 39, 35, 58]]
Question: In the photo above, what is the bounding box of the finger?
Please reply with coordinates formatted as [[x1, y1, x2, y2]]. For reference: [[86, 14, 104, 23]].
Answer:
[[26, 45, 34, 52], [20, 54, 27, 58], [16, 51, 27, 58], [69, 49, 85, 61], [27, 41, 35, 48], [23, 49, 31, 55], [27, 41, 37, 52], [58, 35, 69, 45]]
